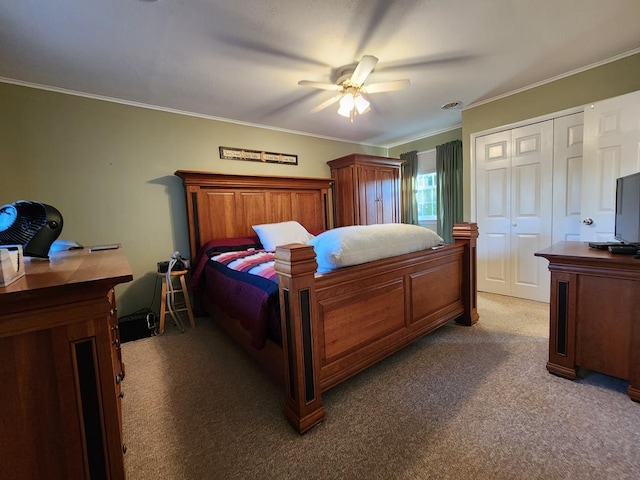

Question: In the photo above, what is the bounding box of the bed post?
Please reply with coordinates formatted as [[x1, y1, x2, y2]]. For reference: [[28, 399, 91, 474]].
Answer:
[[274, 244, 326, 434], [453, 222, 479, 326]]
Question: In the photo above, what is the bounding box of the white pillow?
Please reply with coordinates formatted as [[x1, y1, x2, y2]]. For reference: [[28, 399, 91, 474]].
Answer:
[[308, 223, 443, 274], [252, 221, 315, 251]]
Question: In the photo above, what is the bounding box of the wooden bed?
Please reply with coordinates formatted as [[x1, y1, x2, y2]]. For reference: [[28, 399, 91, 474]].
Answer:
[[175, 170, 479, 433]]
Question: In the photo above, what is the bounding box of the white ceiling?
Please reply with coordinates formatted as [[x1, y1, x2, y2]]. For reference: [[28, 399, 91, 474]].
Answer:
[[1, 0, 639, 147]]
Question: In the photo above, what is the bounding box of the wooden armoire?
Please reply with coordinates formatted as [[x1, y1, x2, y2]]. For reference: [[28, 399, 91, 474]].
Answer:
[[327, 153, 404, 227]]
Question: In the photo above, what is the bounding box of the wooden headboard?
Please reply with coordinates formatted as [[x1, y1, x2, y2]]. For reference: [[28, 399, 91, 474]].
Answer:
[[175, 170, 333, 258]]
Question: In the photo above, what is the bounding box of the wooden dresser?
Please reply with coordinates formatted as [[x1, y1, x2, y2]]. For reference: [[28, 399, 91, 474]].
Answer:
[[0, 247, 133, 480], [535, 242, 640, 401], [327, 153, 403, 227]]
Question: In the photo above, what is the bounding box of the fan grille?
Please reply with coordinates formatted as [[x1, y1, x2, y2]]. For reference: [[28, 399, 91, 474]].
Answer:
[[0, 201, 47, 245]]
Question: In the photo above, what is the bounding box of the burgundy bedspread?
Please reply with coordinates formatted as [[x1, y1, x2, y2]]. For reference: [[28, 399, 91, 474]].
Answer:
[[191, 240, 281, 349]]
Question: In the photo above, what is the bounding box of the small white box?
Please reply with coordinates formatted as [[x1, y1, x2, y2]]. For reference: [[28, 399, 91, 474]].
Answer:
[[0, 245, 25, 287]]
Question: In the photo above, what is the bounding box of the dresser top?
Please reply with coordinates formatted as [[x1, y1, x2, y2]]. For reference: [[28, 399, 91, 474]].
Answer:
[[0, 246, 133, 312], [535, 241, 640, 269]]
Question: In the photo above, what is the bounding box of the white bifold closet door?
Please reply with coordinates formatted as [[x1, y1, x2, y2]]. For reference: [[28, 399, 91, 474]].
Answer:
[[552, 112, 585, 242], [579, 90, 640, 241], [476, 121, 553, 303]]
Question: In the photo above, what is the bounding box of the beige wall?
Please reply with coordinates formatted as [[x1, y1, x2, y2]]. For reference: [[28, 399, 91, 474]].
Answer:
[[0, 82, 385, 314]]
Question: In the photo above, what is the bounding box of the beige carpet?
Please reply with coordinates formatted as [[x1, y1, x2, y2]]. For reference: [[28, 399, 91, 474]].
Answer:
[[121, 293, 640, 479]]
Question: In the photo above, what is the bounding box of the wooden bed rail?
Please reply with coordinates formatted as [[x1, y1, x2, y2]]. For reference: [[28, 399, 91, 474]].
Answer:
[[275, 222, 479, 433]]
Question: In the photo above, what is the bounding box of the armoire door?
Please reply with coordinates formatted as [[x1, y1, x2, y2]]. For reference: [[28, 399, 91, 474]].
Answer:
[[358, 165, 380, 225], [377, 166, 399, 223], [476, 120, 553, 302], [357, 165, 399, 225]]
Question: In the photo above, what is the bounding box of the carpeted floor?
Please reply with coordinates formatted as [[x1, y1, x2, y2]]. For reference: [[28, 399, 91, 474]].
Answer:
[[121, 293, 640, 479]]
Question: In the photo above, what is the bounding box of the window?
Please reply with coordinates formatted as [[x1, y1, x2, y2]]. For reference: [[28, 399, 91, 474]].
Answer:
[[416, 149, 437, 225], [416, 172, 437, 221]]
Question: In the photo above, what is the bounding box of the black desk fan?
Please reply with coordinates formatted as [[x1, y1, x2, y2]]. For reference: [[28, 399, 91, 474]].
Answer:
[[0, 201, 63, 258]]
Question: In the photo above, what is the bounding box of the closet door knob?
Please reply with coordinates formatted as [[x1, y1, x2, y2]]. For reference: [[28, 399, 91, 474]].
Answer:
[[582, 217, 594, 225]]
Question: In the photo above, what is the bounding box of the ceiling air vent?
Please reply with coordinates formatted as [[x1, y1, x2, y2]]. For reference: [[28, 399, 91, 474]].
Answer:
[[441, 101, 463, 110]]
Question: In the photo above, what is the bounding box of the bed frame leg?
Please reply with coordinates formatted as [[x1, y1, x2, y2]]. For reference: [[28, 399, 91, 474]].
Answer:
[[275, 244, 326, 434], [453, 222, 479, 326]]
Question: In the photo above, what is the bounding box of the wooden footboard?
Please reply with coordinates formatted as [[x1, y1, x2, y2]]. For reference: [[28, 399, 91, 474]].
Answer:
[[275, 222, 478, 433]]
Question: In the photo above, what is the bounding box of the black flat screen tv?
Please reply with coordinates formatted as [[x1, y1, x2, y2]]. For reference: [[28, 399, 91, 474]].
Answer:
[[614, 172, 640, 247]]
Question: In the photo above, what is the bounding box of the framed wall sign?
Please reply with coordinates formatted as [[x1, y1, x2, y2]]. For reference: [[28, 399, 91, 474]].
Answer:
[[219, 146, 298, 165]]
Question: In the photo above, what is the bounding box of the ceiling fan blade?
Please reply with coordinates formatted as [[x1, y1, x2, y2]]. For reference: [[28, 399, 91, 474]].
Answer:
[[298, 80, 342, 91], [363, 79, 410, 94], [350, 55, 378, 86], [310, 95, 341, 113]]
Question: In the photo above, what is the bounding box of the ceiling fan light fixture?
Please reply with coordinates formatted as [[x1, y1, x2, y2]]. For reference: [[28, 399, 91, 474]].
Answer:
[[298, 55, 409, 122], [337, 89, 370, 121], [339, 92, 355, 110], [337, 104, 352, 118], [354, 93, 370, 114]]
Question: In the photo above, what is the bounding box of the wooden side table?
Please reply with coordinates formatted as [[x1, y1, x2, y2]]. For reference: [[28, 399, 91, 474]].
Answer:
[[157, 269, 195, 334], [535, 241, 640, 402]]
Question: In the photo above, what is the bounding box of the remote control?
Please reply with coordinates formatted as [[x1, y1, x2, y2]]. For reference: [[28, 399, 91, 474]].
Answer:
[[588, 241, 621, 250], [607, 245, 638, 255], [89, 244, 120, 252]]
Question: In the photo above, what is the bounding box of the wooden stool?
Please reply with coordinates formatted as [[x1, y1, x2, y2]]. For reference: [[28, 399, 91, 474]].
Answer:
[[157, 270, 195, 334]]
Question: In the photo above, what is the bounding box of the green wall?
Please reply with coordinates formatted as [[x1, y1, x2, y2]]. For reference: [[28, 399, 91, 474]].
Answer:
[[2, 52, 638, 314], [388, 128, 462, 157], [0, 82, 384, 315], [392, 52, 640, 220], [461, 53, 639, 219]]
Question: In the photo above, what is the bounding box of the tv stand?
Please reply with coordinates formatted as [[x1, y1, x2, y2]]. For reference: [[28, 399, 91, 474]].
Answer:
[[535, 242, 640, 402]]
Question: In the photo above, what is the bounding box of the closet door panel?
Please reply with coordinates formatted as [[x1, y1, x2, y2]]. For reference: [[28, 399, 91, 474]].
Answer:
[[510, 121, 553, 302], [476, 130, 512, 296], [512, 233, 542, 288], [512, 162, 546, 293], [581, 90, 640, 241], [476, 120, 552, 302], [485, 233, 509, 288], [552, 113, 584, 242], [514, 162, 540, 217]]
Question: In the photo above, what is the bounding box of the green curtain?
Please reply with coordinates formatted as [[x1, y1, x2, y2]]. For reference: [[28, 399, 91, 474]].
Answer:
[[436, 140, 463, 243], [400, 150, 419, 225]]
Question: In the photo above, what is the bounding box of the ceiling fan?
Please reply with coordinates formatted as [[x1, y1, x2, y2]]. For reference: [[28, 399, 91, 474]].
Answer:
[[298, 55, 410, 122]]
